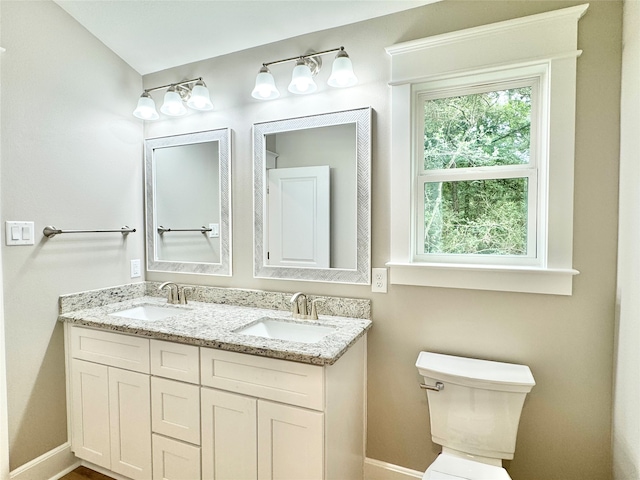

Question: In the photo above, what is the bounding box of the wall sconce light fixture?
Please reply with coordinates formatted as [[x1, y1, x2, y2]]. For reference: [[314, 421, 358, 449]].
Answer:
[[133, 77, 213, 120], [251, 46, 357, 100]]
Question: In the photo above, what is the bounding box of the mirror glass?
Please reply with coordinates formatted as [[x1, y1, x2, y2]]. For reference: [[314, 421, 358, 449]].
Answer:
[[253, 108, 371, 284], [145, 128, 231, 275]]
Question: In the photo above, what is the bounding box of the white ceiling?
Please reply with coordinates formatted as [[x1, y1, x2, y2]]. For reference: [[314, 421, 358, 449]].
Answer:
[[54, 0, 437, 75]]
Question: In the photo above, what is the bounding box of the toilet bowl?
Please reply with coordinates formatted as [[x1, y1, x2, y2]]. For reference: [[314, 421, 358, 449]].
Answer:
[[416, 352, 535, 480]]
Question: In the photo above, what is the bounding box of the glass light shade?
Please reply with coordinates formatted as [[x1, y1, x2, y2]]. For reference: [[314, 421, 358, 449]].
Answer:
[[327, 52, 357, 88], [288, 60, 317, 94], [252, 67, 280, 100], [133, 92, 159, 120], [186, 81, 213, 111], [160, 88, 187, 116]]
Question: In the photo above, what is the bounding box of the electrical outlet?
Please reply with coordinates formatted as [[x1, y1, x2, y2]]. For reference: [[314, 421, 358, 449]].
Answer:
[[371, 267, 388, 293], [130, 259, 141, 278]]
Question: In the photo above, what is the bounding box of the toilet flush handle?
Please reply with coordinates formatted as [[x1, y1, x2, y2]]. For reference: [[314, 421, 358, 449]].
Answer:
[[420, 382, 444, 392]]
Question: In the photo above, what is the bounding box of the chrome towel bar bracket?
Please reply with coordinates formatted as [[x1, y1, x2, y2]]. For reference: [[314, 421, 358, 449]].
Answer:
[[43, 225, 136, 238]]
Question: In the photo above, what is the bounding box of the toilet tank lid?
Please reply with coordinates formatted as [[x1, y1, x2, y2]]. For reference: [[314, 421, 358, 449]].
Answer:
[[416, 351, 535, 391]]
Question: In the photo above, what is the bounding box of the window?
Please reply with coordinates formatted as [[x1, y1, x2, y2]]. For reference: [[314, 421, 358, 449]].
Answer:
[[414, 77, 541, 266], [386, 5, 588, 295]]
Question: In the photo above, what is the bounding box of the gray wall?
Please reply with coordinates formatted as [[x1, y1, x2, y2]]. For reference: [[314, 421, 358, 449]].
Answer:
[[0, 1, 623, 479], [613, 0, 640, 478], [0, 0, 144, 469], [144, 2, 620, 479]]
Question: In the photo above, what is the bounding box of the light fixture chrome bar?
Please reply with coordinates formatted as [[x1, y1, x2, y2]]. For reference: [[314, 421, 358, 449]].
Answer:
[[43, 225, 136, 238], [144, 77, 203, 94], [157, 226, 212, 235], [262, 47, 345, 68]]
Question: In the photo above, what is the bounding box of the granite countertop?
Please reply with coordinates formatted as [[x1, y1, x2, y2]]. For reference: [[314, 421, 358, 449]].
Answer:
[[59, 295, 371, 366]]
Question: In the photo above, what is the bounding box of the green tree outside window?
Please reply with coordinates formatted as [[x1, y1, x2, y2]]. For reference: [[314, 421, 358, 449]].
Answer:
[[422, 87, 532, 255]]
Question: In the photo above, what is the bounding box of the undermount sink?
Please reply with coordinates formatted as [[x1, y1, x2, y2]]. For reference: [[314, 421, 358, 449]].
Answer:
[[109, 304, 186, 321], [236, 317, 336, 344]]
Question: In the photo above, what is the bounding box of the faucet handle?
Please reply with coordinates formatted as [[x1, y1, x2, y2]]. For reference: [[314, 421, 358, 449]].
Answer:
[[178, 286, 193, 305], [309, 299, 322, 320]]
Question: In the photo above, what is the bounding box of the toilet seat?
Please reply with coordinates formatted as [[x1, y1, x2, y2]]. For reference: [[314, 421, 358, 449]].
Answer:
[[423, 453, 512, 480]]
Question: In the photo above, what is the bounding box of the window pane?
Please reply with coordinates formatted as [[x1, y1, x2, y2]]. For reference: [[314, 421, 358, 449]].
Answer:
[[423, 178, 529, 255], [424, 87, 531, 170]]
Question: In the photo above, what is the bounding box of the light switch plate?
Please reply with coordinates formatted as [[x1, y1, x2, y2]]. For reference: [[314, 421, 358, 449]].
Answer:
[[5, 221, 35, 246], [209, 223, 220, 238]]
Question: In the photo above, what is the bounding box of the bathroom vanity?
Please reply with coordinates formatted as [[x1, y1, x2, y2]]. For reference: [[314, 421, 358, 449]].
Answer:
[[60, 283, 371, 480]]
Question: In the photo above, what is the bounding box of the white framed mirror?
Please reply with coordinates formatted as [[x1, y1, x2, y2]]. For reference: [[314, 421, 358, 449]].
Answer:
[[145, 128, 231, 275], [253, 107, 371, 284]]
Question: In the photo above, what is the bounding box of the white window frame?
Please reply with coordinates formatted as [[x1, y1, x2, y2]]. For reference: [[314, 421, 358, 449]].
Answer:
[[386, 4, 588, 295], [413, 72, 543, 267]]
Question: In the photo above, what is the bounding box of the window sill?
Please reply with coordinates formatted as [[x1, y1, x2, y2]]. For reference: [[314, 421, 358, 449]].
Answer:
[[386, 262, 579, 295]]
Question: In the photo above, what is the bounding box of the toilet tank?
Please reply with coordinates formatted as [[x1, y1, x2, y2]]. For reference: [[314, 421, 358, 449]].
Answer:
[[416, 351, 535, 460]]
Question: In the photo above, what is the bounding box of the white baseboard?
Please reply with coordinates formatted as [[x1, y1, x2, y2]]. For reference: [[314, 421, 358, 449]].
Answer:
[[365, 457, 424, 480], [7, 448, 423, 480], [9, 443, 78, 480]]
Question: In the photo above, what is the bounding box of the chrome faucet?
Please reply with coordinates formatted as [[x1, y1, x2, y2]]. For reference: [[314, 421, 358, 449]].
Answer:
[[159, 282, 193, 305], [159, 282, 179, 304], [290, 292, 319, 320]]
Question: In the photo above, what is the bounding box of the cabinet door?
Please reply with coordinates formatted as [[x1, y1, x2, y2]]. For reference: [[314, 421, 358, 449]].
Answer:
[[201, 388, 257, 480], [109, 367, 152, 480], [71, 359, 110, 469], [257, 401, 323, 480], [152, 434, 201, 480]]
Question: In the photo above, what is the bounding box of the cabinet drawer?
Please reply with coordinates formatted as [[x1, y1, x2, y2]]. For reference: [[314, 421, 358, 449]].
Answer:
[[70, 326, 150, 373], [152, 434, 201, 480], [151, 377, 200, 445], [200, 348, 324, 410], [150, 340, 199, 384]]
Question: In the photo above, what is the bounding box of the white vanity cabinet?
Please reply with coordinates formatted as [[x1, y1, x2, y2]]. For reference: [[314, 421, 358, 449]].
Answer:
[[66, 324, 366, 480], [69, 327, 152, 480], [200, 338, 366, 480], [200, 386, 325, 480]]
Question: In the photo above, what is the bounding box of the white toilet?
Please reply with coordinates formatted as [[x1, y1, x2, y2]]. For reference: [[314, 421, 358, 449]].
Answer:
[[415, 351, 535, 480]]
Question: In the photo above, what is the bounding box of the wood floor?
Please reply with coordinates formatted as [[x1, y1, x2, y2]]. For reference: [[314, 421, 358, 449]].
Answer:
[[60, 466, 115, 480]]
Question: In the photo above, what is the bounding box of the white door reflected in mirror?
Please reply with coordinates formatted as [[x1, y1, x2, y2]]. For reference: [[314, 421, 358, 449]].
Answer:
[[267, 166, 330, 268]]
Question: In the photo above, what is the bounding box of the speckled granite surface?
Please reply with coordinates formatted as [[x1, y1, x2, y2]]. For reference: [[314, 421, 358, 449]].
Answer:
[[59, 282, 147, 313], [59, 283, 371, 365]]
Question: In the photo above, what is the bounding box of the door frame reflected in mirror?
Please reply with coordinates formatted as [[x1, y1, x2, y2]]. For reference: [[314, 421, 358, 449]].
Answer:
[[253, 107, 372, 284], [145, 128, 232, 276]]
